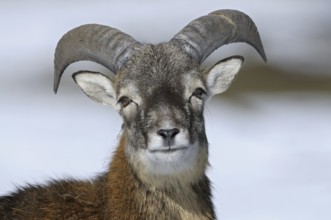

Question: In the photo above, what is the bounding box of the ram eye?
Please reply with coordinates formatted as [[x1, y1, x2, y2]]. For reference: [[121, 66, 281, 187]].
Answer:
[[192, 88, 206, 99], [118, 96, 132, 108]]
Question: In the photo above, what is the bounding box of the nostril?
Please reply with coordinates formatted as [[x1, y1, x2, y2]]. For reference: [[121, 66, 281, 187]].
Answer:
[[157, 128, 180, 139]]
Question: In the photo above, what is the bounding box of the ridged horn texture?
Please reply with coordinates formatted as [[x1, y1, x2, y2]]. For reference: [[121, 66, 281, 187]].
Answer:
[[170, 9, 267, 64], [54, 24, 140, 93]]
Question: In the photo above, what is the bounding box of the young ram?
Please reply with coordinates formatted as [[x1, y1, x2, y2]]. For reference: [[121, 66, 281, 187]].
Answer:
[[0, 9, 266, 220]]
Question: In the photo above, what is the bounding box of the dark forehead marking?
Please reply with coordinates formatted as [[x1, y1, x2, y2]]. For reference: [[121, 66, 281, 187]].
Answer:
[[117, 43, 199, 92], [136, 43, 197, 76]]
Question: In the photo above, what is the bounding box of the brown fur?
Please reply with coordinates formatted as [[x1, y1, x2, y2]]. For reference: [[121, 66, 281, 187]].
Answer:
[[0, 135, 215, 219]]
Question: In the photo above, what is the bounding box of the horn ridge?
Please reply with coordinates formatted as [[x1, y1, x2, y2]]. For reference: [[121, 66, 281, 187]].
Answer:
[[170, 9, 267, 64], [53, 24, 140, 93]]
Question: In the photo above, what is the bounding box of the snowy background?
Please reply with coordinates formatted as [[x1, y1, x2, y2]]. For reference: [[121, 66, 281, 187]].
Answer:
[[1, 0, 331, 219]]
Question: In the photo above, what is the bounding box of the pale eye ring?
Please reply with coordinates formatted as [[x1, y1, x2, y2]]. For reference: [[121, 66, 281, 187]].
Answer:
[[118, 96, 132, 108]]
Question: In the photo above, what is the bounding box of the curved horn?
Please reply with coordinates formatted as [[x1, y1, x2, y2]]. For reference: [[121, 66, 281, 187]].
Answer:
[[170, 9, 267, 63], [54, 24, 140, 93]]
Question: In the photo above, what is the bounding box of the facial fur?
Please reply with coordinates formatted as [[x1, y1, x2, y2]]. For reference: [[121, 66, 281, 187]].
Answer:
[[114, 43, 209, 188]]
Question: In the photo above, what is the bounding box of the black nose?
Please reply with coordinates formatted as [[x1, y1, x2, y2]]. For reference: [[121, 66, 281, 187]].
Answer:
[[157, 128, 180, 140]]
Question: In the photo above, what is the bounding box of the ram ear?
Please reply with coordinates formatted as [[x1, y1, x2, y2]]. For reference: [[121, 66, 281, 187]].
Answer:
[[72, 71, 116, 107], [204, 56, 244, 97]]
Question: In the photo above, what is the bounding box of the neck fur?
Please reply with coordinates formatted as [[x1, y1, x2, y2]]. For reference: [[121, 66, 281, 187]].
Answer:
[[104, 134, 215, 219]]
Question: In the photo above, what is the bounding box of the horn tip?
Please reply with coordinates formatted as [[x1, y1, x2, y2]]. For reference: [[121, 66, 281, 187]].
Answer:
[[53, 87, 58, 94], [53, 73, 60, 94], [260, 50, 268, 63]]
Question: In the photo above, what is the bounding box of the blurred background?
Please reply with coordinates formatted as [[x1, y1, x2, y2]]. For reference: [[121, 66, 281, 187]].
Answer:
[[0, 0, 330, 219]]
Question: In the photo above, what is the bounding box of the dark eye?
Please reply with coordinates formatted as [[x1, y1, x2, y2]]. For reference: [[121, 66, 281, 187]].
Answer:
[[192, 88, 206, 99], [118, 96, 132, 108]]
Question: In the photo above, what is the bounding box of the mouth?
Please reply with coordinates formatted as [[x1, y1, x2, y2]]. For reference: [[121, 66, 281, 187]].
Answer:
[[148, 146, 188, 153], [142, 143, 199, 176]]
